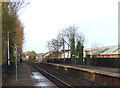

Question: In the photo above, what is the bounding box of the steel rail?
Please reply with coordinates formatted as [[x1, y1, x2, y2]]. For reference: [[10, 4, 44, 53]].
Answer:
[[32, 64, 74, 88]]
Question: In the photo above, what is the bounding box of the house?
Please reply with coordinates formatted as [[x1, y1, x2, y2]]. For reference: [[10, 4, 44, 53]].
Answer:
[[60, 50, 71, 58], [41, 50, 71, 60], [50, 51, 60, 59]]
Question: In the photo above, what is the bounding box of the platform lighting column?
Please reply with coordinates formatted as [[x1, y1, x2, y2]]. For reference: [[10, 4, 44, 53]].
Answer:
[[8, 31, 10, 74], [15, 44, 18, 81], [72, 54, 75, 64]]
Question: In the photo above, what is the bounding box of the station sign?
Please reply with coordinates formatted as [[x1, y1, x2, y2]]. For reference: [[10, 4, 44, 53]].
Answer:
[[15, 47, 18, 51]]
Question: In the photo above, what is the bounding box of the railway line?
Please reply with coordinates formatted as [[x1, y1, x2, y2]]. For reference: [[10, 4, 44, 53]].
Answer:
[[31, 63, 73, 88], [30, 63, 109, 88]]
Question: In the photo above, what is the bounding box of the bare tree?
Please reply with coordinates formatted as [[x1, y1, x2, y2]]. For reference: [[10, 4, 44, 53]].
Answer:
[[58, 25, 85, 58], [76, 32, 86, 46], [46, 25, 86, 59], [49, 39, 62, 51], [8, 0, 29, 16], [91, 42, 104, 49], [46, 38, 62, 58], [57, 33, 66, 58], [46, 40, 53, 51]]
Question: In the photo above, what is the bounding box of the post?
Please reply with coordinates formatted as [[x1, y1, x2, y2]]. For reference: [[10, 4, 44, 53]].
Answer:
[[63, 38, 65, 63], [15, 45, 18, 81], [83, 57, 85, 66], [67, 44, 69, 58], [18, 54, 20, 63], [57, 40, 58, 59], [8, 31, 10, 74], [72, 54, 75, 64]]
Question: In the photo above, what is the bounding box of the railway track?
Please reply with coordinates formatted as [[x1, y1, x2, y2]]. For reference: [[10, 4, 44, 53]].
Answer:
[[30, 63, 109, 88], [31, 63, 73, 88]]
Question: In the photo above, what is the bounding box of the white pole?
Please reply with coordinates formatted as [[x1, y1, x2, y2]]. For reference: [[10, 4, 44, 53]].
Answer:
[[8, 31, 10, 75], [8, 31, 10, 66]]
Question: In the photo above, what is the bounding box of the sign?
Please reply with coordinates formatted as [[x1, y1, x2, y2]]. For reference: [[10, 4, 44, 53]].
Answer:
[[15, 47, 18, 51]]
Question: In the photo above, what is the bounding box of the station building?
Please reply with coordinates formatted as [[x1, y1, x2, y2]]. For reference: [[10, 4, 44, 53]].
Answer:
[[84, 45, 120, 58]]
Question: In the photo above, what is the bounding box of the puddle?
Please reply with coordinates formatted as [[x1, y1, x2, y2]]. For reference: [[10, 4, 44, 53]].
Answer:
[[31, 72, 55, 87]]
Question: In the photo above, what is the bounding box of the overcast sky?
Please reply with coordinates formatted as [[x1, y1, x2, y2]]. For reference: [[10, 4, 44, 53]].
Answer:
[[19, 0, 119, 53]]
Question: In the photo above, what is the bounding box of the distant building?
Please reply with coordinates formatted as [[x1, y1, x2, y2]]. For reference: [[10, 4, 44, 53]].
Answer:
[[60, 50, 71, 58], [42, 51, 53, 59], [85, 45, 120, 58], [26, 55, 29, 59], [23, 51, 30, 60], [35, 56, 38, 61], [48, 51, 60, 59], [37, 53, 44, 62], [42, 50, 71, 59], [39, 45, 120, 60]]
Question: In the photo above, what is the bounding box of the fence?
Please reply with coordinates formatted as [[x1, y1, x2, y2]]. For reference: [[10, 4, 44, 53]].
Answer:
[[46, 58, 120, 68]]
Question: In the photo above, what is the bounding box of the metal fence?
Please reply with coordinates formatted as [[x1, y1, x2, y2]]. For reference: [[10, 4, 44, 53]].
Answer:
[[46, 58, 120, 68]]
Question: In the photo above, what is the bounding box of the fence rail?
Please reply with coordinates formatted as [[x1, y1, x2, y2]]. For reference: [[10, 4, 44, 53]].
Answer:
[[46, 58, 120, 68]]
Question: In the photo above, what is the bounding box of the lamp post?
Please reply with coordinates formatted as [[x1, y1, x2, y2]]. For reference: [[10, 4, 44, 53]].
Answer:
[[15, 44, 18, 81], [7, 31, 10, 74], [72, 54, 75, 64], [18, 54, 20, 63], [13, 31, 18, 81], [83, 57, 85, 66]]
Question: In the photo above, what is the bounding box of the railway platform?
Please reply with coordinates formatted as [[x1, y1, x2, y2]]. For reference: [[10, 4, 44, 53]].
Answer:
[[61, 64, 120, 77], [2, 62, 56, 88], [42, 62, 120, 86]]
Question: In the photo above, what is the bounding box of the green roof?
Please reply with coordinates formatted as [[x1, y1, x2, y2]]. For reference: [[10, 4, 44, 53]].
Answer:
[[87, 45, 120, 55]]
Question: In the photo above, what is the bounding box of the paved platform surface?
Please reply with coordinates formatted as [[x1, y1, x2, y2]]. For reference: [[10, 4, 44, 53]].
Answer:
[[68, 64, 119, 74], [2, 62, 56, 88], [51, 63, 120, 78], [57, 63, 120, 77], [61, 64, 119, 73]]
